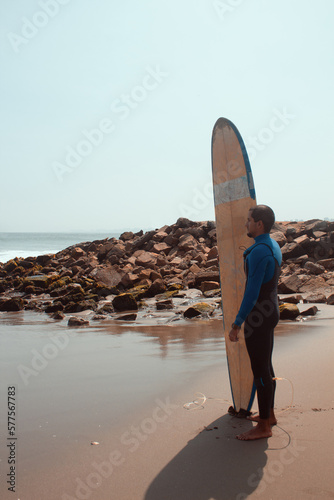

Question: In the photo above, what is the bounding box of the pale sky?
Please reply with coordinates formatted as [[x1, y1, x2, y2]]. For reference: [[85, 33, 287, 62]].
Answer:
[[1, 0, 333, 232]]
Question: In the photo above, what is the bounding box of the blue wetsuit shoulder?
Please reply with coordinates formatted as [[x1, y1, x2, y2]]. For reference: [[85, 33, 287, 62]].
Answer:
[[234, 234, 282, 326]]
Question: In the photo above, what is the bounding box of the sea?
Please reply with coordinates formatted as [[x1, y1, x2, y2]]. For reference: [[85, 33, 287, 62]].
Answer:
[[0, 231, 120, 263]]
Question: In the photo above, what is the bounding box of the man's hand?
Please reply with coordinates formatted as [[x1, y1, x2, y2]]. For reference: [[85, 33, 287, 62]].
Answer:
[[229, 325, 240, 342]]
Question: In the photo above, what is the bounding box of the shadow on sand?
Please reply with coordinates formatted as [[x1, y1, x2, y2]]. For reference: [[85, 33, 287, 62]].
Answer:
[[144, 413, 268, 500]]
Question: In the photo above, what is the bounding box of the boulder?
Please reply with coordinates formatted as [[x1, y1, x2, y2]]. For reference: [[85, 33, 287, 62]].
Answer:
[[112, 293, 138, 312], [75, 300, 97, 312], [0, 298, 24, 311], [207, 246, 218, 260], [294, 234, 311, 247], [278, 275, 306, 294], [51, 311, 65, 320], [200, 281, 220, 293], [175, 217, 194, 228], [304, 293, 327, 304], [90, 265, 124, 288], [145, 279, 167, 298], [178, 234, 197, 252], [70, 247, 86, 259], [326, 294, 334, 306], [278, 294, 302, 304], [189, 263, 201, 274], [164, 234, 179, 247], [303, 261, 325, 275], [36, 254, 55, 266], [150, 270, 163, 281], [279, 303, 300, 319], [156, 299, 173, 310], [270, 231, 287, 247], [119, 231, 134, 241], [67, 316, 90, 327], [91, 313, 108, 320], [195, 270, 220, 287], [300, 306, 318, 316], [205, 258, 219, 268], [281, 242, 304, 260], [135, 252, 157, 268], [152, 230, 169, 242], [106, 243, 126, 262], [132, 230, 156, 250], [317, 258, 334, 270], [299, 276, 330, 294], [115, 313, 137, 321], [152, 242, 171, 254], [183, 302, 215, 319], [23, 274, 54, 289], [45, 301, 64, 313]]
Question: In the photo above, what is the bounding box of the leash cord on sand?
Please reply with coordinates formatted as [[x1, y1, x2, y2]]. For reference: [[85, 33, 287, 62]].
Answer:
[[183, 392, 230, 411], [183, 377, 294, 413]]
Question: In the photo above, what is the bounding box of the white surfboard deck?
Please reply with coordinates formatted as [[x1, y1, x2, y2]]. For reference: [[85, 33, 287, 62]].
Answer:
[[211, 117, 256, 413]]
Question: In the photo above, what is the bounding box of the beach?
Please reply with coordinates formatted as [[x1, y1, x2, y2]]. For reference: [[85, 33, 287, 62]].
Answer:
[[1, 304, 334, 500]]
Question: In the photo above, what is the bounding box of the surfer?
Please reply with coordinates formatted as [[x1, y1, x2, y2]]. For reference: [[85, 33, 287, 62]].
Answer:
[[228, 205, 282, 440]]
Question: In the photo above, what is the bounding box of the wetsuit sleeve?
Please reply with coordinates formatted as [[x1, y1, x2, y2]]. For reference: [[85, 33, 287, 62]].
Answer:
[[234, 249, 272, 327]]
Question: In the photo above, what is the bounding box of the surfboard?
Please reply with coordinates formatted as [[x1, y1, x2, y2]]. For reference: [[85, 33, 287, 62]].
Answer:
[[211, 117, 256, 415]]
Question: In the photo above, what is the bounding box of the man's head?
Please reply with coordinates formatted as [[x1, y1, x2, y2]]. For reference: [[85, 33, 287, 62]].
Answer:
[[246, 205, 275, 238]]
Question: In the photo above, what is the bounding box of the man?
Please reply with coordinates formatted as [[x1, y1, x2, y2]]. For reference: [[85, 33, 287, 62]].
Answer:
[[229, 205, 282, 441]]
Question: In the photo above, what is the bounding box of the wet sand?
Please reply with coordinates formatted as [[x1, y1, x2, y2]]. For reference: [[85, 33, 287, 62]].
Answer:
[[1, 305, 334, 499]]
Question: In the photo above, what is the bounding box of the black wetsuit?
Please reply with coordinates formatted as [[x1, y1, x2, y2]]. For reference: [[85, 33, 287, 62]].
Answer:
[[234, 234, 282, 420]]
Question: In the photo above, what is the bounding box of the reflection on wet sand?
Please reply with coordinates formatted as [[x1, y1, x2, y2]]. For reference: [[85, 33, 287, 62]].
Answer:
[[94, 318, 225, 358]]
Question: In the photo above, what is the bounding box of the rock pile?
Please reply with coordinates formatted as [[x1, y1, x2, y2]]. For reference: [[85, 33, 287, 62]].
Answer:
[[0, 218, 333, 323], [273, 219, 334, 305]]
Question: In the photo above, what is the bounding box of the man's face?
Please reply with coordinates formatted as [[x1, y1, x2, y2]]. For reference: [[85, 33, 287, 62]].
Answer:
[[245, 211, 262, 238]]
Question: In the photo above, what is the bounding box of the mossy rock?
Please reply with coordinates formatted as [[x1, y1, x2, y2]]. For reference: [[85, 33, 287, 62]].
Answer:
[[84, 293, 99, 302], [91, 283, 119, 297], [45, 301, 64, 313], [78, 278, 95, 290], [167, 283, 184, 291], [184, 302, 215, 319], [112, 293, 138, 312], [4, 260, 17, 272], [127, 284, 150, 300], [13, 277, 23, 288], [23, 274, 59, 289], [279, 303, 300, 320], [0, 298, 24, 312], [75, 299, 98, 312], [156, 290, 183, 300], [27, 265, 43, 276], [12, 266, 25, 276], [49, 277, 72, 291]]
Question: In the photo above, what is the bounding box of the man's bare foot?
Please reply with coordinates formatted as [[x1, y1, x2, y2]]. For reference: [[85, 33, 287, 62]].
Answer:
[[247, 415, 277, 426], [247, 409, 277, 426], [236, 420, 272, 441]]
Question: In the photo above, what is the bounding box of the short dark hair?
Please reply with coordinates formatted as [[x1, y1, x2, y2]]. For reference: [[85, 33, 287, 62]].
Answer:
[[249, 205, 275, 233]]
